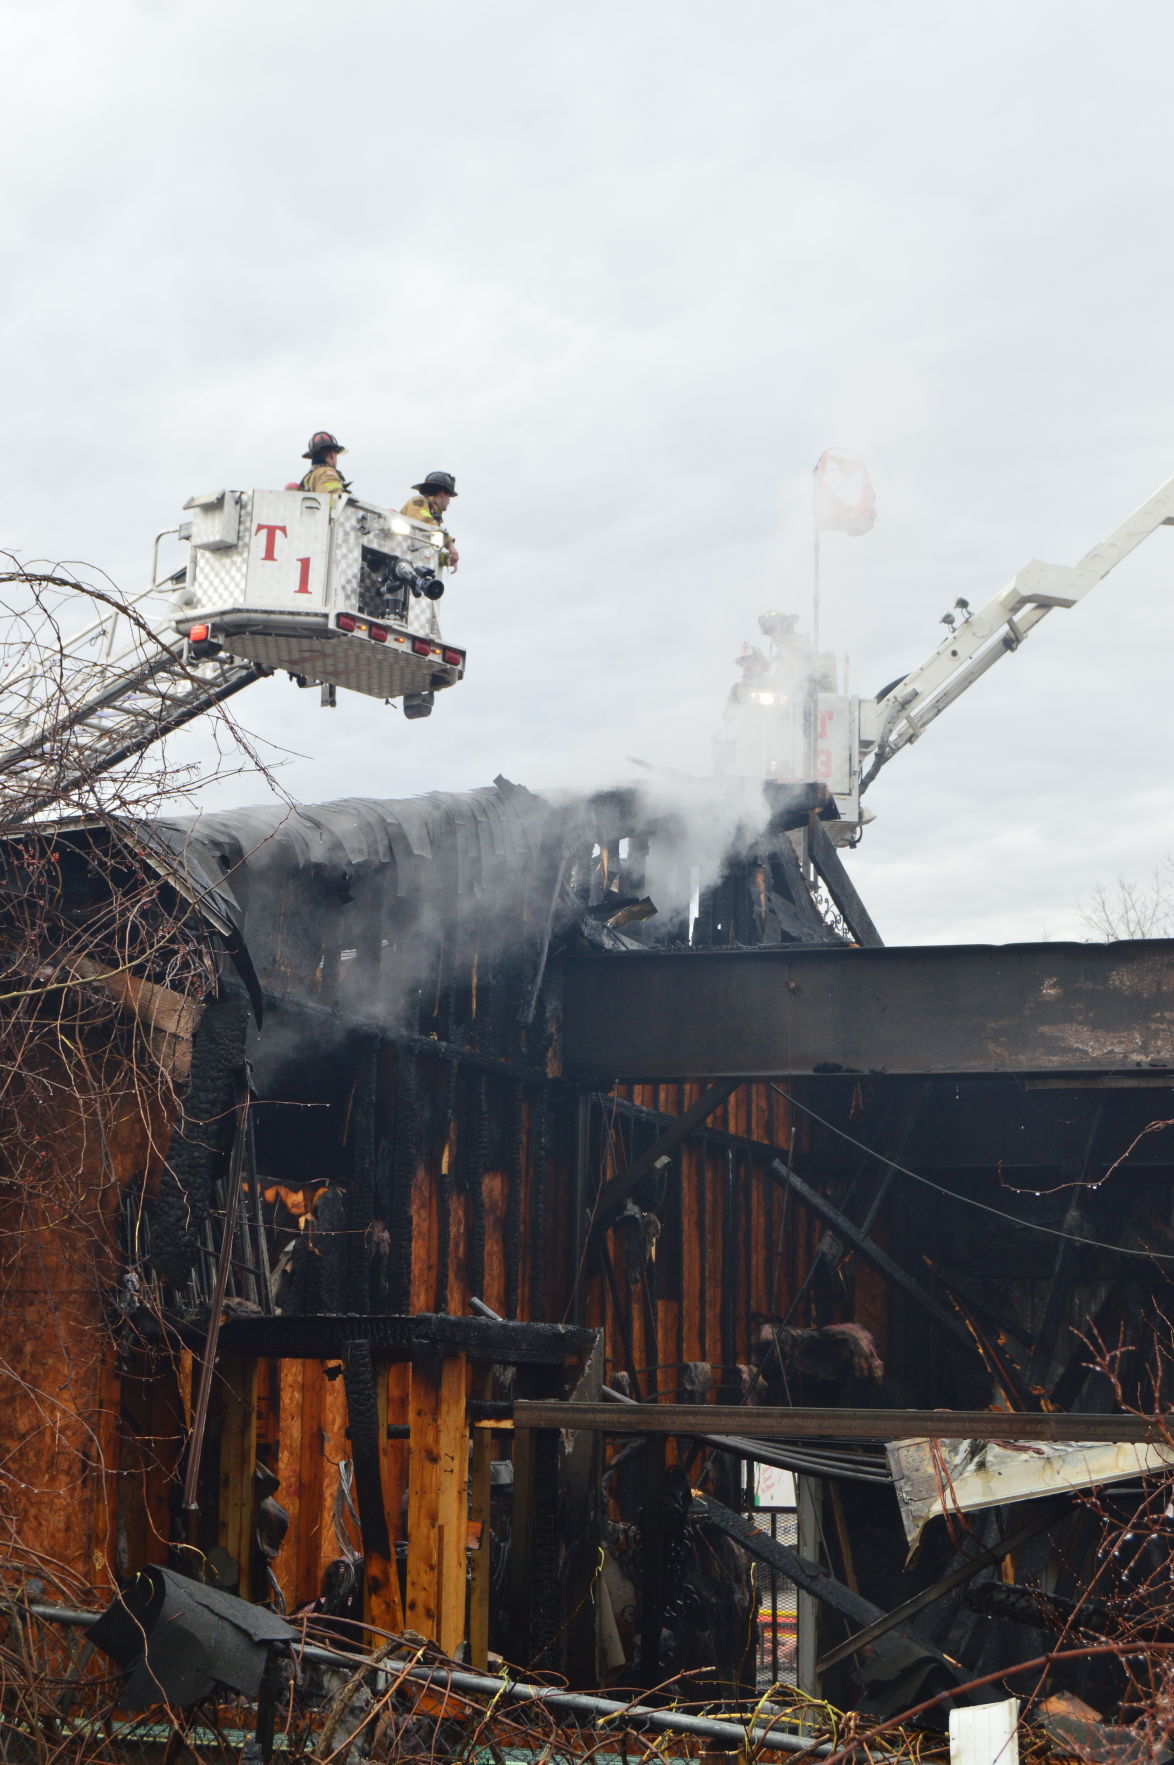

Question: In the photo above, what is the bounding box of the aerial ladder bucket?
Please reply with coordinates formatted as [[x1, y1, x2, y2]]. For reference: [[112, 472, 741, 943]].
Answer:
[[0, 489, 468, 823]]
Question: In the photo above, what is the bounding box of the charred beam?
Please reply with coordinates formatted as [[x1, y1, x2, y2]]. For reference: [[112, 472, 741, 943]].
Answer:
[[559, 940, 1174, 1080], [809, 819, 883, 948], [342, 1339, 391, 1561], [769, 1159, 977, 1351], [816, 1498, 1066, 1672], [213, 1311, 596, 1364], [694, 1495, 960, 1681], [591, 1079, 741, 1231]]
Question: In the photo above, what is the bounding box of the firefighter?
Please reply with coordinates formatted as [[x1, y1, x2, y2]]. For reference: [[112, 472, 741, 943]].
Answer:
[[401, 471, 459, 570], [725, 644, 770, 712], [299, 432, 352, 495]]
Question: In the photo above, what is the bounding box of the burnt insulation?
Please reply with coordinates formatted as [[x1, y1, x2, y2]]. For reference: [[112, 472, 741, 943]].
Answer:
[[146, 981, 250, 1286]]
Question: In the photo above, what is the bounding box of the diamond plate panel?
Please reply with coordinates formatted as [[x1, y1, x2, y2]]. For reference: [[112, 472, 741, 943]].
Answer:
[[407, 593, 442, 637], [224, 628, 454, 702], [335, 502, 445, 638], [331, 508, 362, 604], [187, 493, 254, 612], [184, 493, 449, 648]]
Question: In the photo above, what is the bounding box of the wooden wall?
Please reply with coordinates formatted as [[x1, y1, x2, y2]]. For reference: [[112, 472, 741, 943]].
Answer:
[[0, 1070, 177, 1599]]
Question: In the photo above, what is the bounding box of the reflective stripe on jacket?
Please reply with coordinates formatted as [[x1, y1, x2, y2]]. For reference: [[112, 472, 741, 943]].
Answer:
[[301, 463, 349, 493], [401, 494, 454, 557]]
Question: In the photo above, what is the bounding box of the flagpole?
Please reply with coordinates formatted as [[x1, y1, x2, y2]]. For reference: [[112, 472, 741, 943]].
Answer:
[[812, 488, 821, 658], [807, 463, 822, 876]]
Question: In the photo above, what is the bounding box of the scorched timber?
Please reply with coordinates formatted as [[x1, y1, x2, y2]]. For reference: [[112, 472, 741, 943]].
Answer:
[[559, 940, 1174, 1079]]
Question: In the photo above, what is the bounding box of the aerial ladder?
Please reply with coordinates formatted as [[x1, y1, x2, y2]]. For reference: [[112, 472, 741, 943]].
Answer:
[[0, 487, 467, 822], [718, 470, 1174, 838]]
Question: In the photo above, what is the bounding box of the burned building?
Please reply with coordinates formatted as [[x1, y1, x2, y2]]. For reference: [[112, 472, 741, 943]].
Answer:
[[3, 771, 1174, 1749]]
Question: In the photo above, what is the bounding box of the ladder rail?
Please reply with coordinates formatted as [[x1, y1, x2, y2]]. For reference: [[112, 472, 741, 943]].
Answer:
[[0, 567, 263, 819], [0, 570, 177, 702]]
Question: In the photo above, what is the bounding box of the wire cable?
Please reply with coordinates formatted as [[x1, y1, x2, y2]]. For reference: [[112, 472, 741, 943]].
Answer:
[[773, 1084, 1174, 1264]]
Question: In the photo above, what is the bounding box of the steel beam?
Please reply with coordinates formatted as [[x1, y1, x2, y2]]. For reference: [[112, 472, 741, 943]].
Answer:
[[512, 1401, 1172, 1442], [815, 1499, 1065, 1674], [559, 940, 1174, 1080], [695, 1496, 960, 1682]]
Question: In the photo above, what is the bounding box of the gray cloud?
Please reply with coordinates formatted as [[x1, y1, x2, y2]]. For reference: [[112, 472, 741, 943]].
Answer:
[[4, 0, 1174, 945]]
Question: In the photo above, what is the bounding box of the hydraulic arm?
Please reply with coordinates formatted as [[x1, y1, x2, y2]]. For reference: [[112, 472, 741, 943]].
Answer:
[[862, 473, 1174, 792]]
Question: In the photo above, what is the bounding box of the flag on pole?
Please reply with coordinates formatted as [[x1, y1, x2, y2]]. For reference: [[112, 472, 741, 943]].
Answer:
[[813, 450, 877, 537]]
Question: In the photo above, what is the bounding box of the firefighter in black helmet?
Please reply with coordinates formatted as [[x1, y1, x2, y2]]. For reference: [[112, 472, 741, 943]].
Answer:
[[401, 471, 459, 570], [299, 432, 352, 495]]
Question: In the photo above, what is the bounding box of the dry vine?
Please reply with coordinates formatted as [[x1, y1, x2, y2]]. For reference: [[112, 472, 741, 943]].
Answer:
[[0, 557, 283, 1611]]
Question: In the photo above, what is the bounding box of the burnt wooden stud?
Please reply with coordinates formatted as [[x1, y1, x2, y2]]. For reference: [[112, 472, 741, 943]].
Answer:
[[367, 1359, 404, 1637], [405, 1349, 470, 1653], [216, 1356, 258, 1597], [508, 1419, 536, 1664], [467, 1366, 495, 1671], [436, 1353, 471, 1655]]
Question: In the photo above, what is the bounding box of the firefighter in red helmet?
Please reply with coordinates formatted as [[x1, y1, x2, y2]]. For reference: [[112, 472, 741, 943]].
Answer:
[[299, 432, 351, 495]]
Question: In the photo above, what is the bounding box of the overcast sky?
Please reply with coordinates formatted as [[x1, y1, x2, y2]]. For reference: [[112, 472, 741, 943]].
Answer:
[[4, 0, 1174, 946]]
